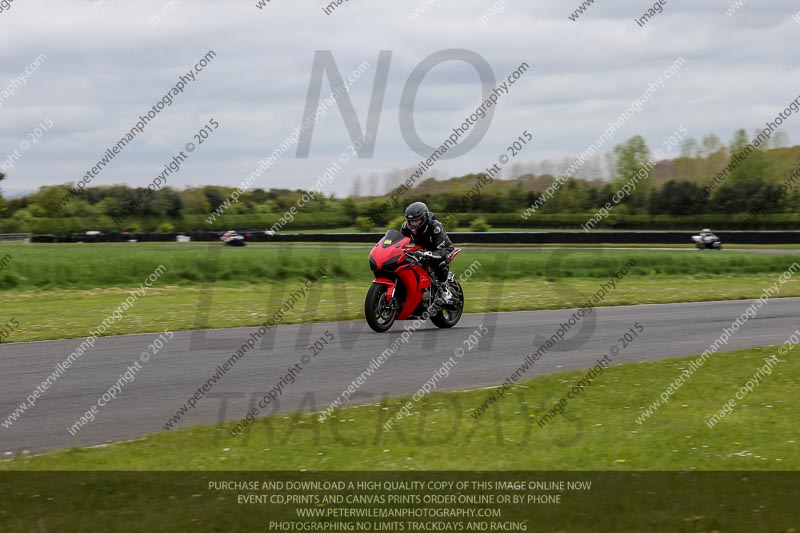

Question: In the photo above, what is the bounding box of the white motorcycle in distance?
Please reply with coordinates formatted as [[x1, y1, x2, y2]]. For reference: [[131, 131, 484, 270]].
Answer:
[[692, 229, 722, 250], [220, 230, 246, 247]]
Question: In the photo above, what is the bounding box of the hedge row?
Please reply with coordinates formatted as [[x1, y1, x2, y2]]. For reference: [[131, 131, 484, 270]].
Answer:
[[3, 212, 800, 235]]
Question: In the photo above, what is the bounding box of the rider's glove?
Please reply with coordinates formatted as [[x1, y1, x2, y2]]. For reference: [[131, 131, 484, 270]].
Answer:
[[408, 250, 433, 261]]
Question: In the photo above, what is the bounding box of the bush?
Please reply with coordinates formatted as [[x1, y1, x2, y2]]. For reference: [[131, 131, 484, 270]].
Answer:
[[387, 216, 406, 231], [354, 216, 373, 232], [468, 216, 491, 232], [156, 222, 175, 233]]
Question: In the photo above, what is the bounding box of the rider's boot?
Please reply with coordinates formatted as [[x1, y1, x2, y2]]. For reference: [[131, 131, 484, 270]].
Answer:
[[437, 272, 455, 304]]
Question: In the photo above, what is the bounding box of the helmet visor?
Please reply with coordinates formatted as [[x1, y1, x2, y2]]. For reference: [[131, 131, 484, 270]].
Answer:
[[408, 216, 424, 228]]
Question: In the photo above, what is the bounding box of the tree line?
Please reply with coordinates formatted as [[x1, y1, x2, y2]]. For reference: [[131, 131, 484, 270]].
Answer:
[[0, 129, 798, 234]]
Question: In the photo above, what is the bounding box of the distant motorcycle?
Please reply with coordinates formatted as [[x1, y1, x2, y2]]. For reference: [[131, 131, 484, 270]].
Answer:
[[692, 229, 721, 250], [220, 230, 246, 247], [365, 229, 464, 333]]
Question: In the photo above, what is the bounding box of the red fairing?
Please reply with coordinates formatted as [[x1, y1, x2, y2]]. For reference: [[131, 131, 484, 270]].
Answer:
[[372, 277, 395, 301], [396, 265, 432, 319], [446, 248, 462, 263], [370, 235, 410, 269], [368, 231, 431, 317]]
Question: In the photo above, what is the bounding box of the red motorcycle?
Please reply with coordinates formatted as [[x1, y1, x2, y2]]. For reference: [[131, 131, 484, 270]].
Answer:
[[365, 229, 464, 333]]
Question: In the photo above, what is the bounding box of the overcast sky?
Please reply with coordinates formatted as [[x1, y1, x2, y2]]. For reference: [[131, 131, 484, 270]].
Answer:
[[1, 0, 799, 197]]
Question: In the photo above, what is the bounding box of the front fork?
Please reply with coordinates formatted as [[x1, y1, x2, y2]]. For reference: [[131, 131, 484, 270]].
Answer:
[[372, 278, 396, 301]]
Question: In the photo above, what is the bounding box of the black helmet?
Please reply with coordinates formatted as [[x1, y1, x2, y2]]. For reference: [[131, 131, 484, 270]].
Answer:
[[404, 201, 429, 233]]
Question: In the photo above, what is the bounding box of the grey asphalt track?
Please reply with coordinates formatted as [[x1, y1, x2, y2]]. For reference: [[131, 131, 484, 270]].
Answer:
[[1, 297, 798, 454]]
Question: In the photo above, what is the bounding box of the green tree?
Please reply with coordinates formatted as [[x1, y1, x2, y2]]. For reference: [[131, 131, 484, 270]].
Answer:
[[771, 130, 790, 149], [354, 216, 373, 232], [649, 180, 705, 215], [246, 188, 270, 204], [61, 198, 96, 217], [679, 137, 700, 158], [552, 179, 580, 213], [701, 134, 723, 156], [729, 128, 749, 154], [713, 175, 772, 213], [30, 185, 74, 216], [607, 135, 653, 211], [361, 199, 390, 225], [201, 186, 227, 211], [727, 145, 773, 187], [143, 188, 182, 217], [10, 208, 34, 232], [710, 135, 775, 215], [387, 215, 406, 231], [340, 198, 358, 221], [26, 203, 48, 217], [179, 189, 211, 214], [502, 183, 527, 211], [96, 197, 123, 219], [608, 135, 652, 184]]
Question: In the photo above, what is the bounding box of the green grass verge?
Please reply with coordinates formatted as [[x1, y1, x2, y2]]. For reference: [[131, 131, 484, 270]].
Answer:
[[2, 244, 800, 290], [3, 275, 800, 342], [3, 344, 796, 471], [1, 245, 799, 343]]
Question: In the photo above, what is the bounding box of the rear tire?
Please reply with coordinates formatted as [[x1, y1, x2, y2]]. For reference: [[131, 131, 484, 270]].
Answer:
[[430, 280, 464, 329], [365, 283, 398, 333]]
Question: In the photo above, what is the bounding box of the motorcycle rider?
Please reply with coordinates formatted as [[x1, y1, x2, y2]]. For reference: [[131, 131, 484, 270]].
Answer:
[[401, 201, 455, 304], [699, 228, 716, 241], [221, 230, 245, 246]]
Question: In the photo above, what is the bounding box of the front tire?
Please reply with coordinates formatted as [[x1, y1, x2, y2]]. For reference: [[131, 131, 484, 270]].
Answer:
[[430, 280, 464, 329], [365, 283, 398, 333]]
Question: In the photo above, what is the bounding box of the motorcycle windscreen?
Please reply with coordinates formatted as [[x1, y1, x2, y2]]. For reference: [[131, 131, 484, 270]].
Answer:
[[370, 229, 410, 271], [379, 229, 407, 248]]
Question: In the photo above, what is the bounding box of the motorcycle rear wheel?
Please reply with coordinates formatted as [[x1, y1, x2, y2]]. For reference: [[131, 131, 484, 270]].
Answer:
[[365, 283, 398, 333], [431, 280, 464, 329]]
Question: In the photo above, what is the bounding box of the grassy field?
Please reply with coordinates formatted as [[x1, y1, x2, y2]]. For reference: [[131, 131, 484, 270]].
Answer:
[[3, 344, 796, 471], [2, 244, 800, 342]]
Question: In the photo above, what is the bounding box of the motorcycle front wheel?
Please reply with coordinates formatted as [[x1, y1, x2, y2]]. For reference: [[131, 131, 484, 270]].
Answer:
[[365, 283, 399, 333]]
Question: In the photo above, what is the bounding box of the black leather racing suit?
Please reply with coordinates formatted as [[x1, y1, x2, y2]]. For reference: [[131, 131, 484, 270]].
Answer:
[[400, 214, 454, 284]]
